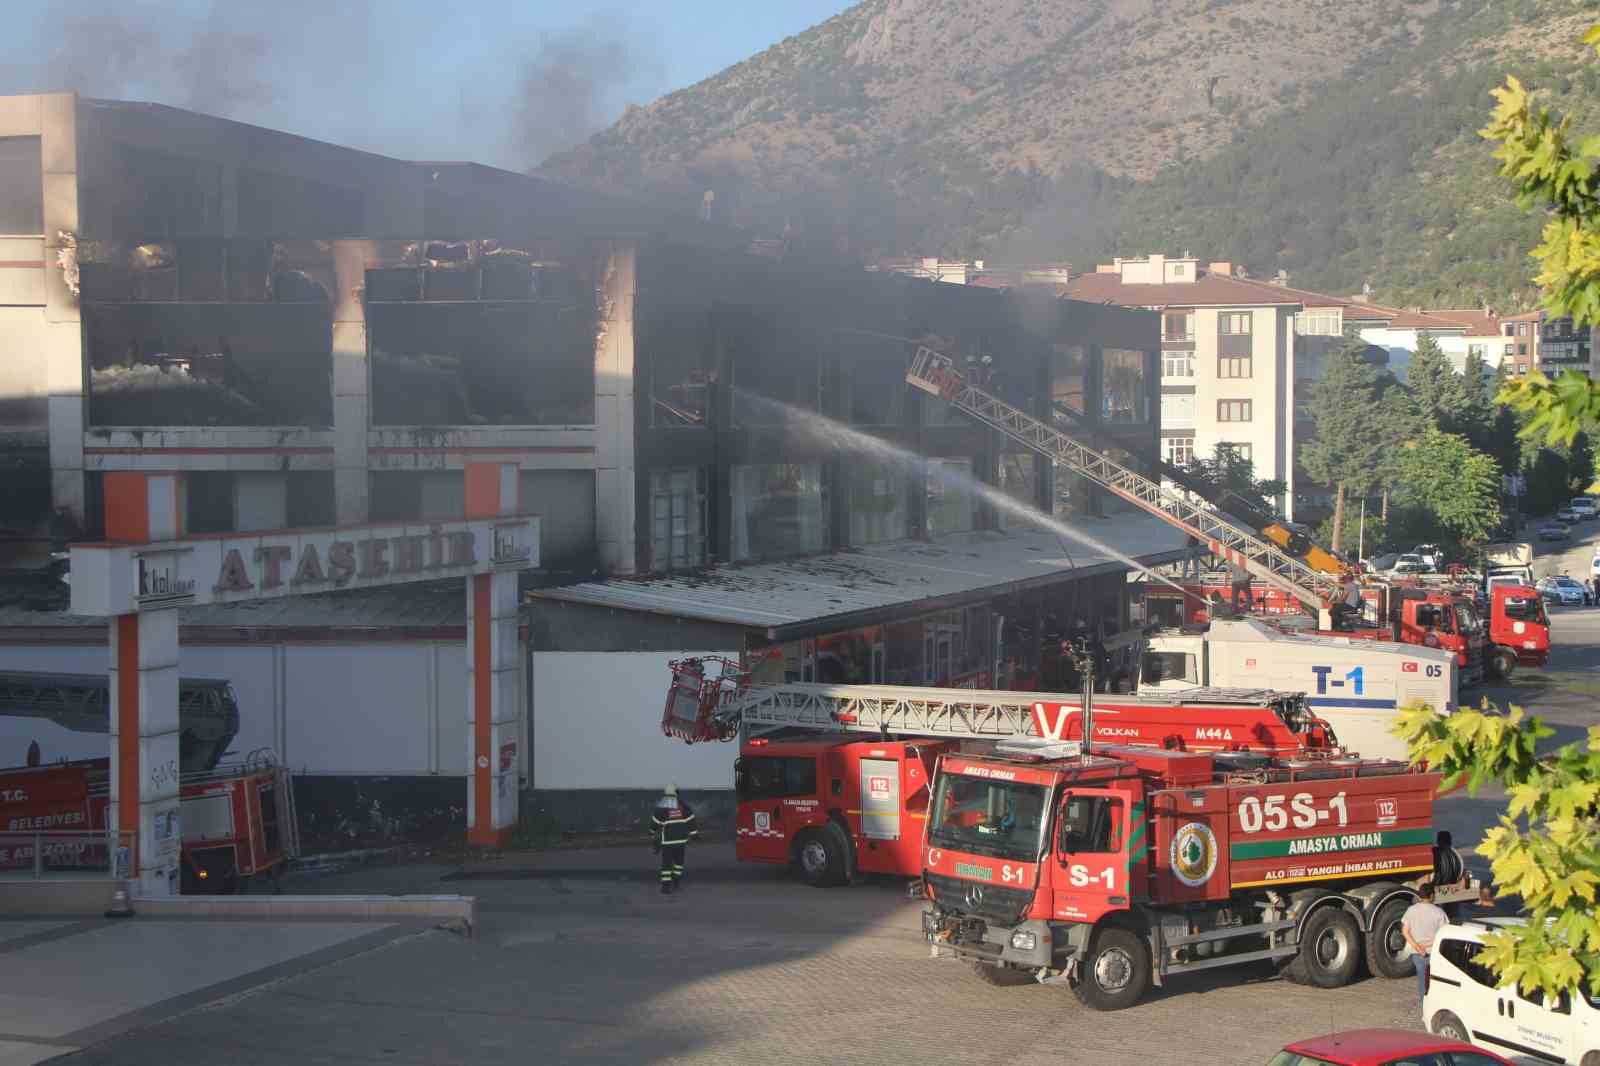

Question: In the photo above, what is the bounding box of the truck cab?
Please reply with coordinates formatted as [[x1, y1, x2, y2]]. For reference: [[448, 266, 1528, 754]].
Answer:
[[734, 734, 952, 886], [1324, 587, 1485, 686], [1484, 584, 1550, 676]]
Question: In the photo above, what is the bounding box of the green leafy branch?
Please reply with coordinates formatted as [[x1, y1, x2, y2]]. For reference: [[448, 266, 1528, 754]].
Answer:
[[1395, 702, 1600, 1000]]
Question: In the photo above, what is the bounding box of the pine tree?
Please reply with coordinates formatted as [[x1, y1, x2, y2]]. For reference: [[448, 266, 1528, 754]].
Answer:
[[1301, 340, 1385, 553], [1458, 350, 1496, 448], [1406, 334, 1470, 431]]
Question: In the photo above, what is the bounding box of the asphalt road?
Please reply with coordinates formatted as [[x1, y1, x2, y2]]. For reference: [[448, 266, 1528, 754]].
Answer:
[[41, 526, 1600, 1066]]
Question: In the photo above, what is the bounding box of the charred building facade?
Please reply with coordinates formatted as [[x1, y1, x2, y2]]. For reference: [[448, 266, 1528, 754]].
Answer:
[[0, 94, 1175, 836]]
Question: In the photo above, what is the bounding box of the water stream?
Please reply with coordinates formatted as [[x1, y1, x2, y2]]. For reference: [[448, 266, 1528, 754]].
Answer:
[[732, 388, 1187, 594]]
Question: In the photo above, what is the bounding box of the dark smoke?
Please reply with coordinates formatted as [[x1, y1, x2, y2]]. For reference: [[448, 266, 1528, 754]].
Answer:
[[4, 2, 644, 170], [512, 29, 637, 168]]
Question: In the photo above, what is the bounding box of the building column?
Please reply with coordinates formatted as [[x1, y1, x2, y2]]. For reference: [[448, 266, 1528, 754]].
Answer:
[[41, 93, 85, 523], [103, 471, 183, 896], [465, 461, 521, 845], [331, 241, 377, 525], [593, 240, 637, 575]]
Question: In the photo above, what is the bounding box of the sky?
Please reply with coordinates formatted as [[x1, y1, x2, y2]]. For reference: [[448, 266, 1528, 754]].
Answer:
[[0, 1, 857, 170]]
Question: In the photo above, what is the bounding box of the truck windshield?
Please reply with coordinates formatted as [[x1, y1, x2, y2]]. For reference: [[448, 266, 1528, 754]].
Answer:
[[1502, 596, 1546, 624], [928, 771, 1050, 862], [1453, 602, 1480, 633]]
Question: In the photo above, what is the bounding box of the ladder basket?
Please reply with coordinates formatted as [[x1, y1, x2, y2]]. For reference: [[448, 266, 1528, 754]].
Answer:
[[663, 657, 750, 743]]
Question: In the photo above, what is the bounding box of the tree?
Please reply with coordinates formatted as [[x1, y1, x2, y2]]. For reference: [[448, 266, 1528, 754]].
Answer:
[[1301, 340, 1385, 552], [1458, 349, 1496, 450], [1177, 449, 1287, 518], [1396, 703, 1600, 1003], [1395, 429, 1503, 546], [1398, 22, 1600, 1007], [1407, 334, 1471, 431], [1571, 430, 1595, 493], [1375, 377, 1423, 526]]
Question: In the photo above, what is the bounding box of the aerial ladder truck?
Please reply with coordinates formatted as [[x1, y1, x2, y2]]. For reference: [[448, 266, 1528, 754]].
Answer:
[[664, 655, 1339, 886], [903, 347, 1345, 628]]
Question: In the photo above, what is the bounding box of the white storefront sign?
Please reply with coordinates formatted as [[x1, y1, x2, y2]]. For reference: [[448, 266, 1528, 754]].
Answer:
[[72, 516, 538, 616]]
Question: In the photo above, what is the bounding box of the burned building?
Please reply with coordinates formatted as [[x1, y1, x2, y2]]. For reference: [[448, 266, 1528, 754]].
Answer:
[[0, 93, 1176, 835]]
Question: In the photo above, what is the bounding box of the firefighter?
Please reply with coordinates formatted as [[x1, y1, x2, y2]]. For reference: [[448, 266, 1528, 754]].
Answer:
[[651, 784, 697, 894]]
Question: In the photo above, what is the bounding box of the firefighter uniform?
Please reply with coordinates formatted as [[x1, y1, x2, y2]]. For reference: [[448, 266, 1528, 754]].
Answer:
[[652, 785, 697, 893]]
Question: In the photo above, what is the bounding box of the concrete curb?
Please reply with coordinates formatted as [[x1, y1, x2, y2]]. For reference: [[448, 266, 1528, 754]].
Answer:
[[130, 893, 476, 933]]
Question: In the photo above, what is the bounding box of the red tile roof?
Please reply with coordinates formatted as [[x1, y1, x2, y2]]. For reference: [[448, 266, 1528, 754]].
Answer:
[[1065, 270, 1302, 308], [1423, 308, 1502, 335]]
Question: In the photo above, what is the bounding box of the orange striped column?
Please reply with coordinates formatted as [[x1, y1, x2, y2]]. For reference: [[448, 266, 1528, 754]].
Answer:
[[464, 462, 522, 846], [103, 472, 184, 895]]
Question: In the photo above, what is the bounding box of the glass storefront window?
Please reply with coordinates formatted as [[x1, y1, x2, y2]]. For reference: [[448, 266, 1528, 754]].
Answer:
[[1102, 349, 1149, 423], [651, 468, 708, 571], [925, 457, 977, 536], [731, 463, 826, 561], [1051, 344, 1087, 415], [997, 453, 1041, 530], [849, 462, 910, 545]]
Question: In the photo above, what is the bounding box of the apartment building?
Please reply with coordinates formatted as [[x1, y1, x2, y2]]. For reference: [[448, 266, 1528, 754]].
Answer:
[[1539, 313, 1594, 376], [1499, 310, 1542, 375], [1067, 255, 1308, 517], [0, 94, 1176, 832]]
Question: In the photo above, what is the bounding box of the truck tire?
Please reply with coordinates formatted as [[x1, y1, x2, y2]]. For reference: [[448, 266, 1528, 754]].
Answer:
[[795, 824, 848, 888], [1431, 1010, 1469, 1043], [1365, 897, 1413, 979], [1490, 647, 1516, 680], [1071, 927, 1151, 1011], [1286, 907, 1363, 989], [972, 962, 1034, 987]]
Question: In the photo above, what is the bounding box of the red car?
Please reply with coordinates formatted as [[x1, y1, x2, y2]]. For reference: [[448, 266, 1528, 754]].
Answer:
[[1270, 1029, 1514, 1066]]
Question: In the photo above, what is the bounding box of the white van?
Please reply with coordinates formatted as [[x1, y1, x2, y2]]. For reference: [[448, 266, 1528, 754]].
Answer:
[[1425, 918, 1599, 1064], [1569, 497, 1598, 521]]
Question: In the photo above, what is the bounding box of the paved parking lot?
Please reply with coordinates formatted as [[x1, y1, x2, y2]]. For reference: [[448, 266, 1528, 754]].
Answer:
[[27, 524, 1599, 1065]]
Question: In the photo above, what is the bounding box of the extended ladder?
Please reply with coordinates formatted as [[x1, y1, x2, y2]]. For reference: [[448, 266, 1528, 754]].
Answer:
[[663, 657, 1323, 750], [904, 347, 1338, 620]]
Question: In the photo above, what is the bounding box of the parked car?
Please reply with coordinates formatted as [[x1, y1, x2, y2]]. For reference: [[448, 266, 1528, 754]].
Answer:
[[1568, 497, 1598, 520], [1269, 1028, 1513, 1066], [1540, 522, 1572, 542], [1391, 553, 1429, 575], [1364, 552, 1400, 574], [1556, 507, 1580, 523], [1426, 918, 1599, 1064], [1413, 543, 1444, 571], [1536, 574, 1589, 606]]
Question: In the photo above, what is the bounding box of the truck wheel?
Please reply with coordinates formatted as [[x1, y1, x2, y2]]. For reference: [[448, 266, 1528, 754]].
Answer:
[[1071, 927, 1151, 1011], [1431, 1010, 1469, 1043], [1490, 647, 1516, 680], [972, 962, 1034, 987], [795, 824, 847, 888], [1364, 897, 1414, 979], [1287, 907, 1362, 989]]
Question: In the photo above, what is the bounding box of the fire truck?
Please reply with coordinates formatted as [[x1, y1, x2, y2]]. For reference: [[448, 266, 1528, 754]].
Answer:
[[664, 657, 1338, 886], [0, 672, 299, 892], [919, 740, 1479, 1010]]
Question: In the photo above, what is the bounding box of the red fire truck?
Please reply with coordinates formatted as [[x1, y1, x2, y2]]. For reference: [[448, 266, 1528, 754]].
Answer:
[[0, 751, 298, 893], [921, 741, 1477, 1009], [667, 658, 1338, 886], [0, 672, 298, 892]]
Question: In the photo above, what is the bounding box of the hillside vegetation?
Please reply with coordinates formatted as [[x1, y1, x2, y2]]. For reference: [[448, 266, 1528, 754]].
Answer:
[[543, 0, 1600, 310]]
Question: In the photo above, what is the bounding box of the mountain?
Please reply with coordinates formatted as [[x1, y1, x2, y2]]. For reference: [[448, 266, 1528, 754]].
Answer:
[[541, 0, 1600, 310]]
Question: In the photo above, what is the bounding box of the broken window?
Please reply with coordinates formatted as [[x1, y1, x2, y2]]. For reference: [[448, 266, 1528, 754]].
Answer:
[[88, 143, 223, 239], [1102, 349, 1149, 423], [1050, 344, 1087, 416], [0, 137, 42, 234], [844, 338, 910, 426], [368, 253, 595, 426], [647, 309, 713, 428], [85, 302, 333, 427], [729, 312, 819, 425], [236, 167, 365, 237], [650, 468, 708, 571], [996, 453, 1042, 530]]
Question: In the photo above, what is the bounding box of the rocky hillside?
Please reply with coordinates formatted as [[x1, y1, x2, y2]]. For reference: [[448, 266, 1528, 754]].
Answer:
[[543, 0, 1600, 308]]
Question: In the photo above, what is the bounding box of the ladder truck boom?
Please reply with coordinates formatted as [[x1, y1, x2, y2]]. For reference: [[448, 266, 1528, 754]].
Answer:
[[664, 658, 1336, 755], [903, 347, 1340, 621], [1047, 400, 1343, 576]]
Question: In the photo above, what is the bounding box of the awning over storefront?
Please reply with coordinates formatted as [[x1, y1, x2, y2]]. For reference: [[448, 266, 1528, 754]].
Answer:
[[531, 513, 1185, 641]]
